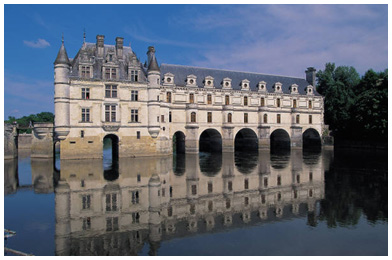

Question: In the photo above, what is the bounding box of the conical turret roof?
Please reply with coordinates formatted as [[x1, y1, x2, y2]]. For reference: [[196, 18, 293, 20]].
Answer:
[[54, 37, 71, 65], [147, 46, 160, 72]]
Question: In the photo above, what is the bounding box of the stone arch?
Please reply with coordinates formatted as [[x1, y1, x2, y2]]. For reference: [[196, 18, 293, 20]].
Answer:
[[199, 128, 222, 153], [302, 128, 322, 149], [234, 128, 258, 152], [103, 134, 119, 181], [173, 131, 186, 154], [270, 128, 291, 152]]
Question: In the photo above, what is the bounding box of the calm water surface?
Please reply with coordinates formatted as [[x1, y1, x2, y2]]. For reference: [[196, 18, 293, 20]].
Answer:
[[4, 148, 387, 256]]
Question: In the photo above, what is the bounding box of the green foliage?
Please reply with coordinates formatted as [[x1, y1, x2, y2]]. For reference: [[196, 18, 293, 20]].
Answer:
[[316, 63, 387, 142], [5, 112, 54, 133]]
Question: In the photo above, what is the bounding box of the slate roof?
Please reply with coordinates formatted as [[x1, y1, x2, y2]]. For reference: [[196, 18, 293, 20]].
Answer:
[[160, 64, 320, 96]]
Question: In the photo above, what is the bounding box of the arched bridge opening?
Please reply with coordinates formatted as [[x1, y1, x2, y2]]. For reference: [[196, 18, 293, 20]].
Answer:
[[199, 129, 222, 153], [103, 134, 119, 181], [303, 128, 322, 150], [270, 129, 291, 153], [234, 128, 258, 152]]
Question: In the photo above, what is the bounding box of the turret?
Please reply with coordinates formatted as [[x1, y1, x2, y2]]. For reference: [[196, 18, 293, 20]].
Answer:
[[305, 67, 316, 87], [147, 46, 161, 138], [54, 36, 71, 140]]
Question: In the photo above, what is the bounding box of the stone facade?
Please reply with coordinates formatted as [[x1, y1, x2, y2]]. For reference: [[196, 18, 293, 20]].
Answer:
[[54, 35, 324, 160]]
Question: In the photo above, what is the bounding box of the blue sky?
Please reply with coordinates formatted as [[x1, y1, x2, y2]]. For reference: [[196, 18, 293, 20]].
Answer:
[[3, 4, 388, 118]]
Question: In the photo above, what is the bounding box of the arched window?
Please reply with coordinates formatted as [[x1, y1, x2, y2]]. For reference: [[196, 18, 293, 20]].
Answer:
[[225, 95, 230, 105], [296, 114, 300, 124], [260, 97, 265, 107], [191, 112, 196, 123], [166, 92, 172, 103], [189, 93, 194, 103], [244, 96, 248, 106], [263, 114, 268, 123], [228, 113, 232, 123]]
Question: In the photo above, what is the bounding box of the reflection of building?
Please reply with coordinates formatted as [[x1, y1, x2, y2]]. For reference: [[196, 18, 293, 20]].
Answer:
[[54, 34, 324, 159], [55, 150, 326, 256]]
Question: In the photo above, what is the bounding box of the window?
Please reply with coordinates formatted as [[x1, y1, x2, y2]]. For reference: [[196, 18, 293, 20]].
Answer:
[[226, 198, 231, 209], [309, 115, 313, 124], [293, 99, 297, 108], [169, 112, 172, 122], [261, 97, 265, 107], [132, 212, 140, 223], [228, 181, 233, 191], [166, 92, 172, 103], [137, 174, 141, 182], [208, 182, 213, 193], [308, 100, 312, 108], [81, 108, 90, 122], [263, 114, 268, 123], [244, 96, 248, 106], [244, 113, 248, 123], [137, 131, 140, 139], [82, 217, 91, 230], [208, 201, 213, 212], [296, 114, 300, 124], [261, 194, 266, 204], [104, 67, 117, 80], [296, 175, 300, 183], [131, 191, 139, 204], [82, 195, 91, 210], [131, 109, 138, 122], [207, 112, 212, 123], [264, 177, 268, 187], [82, 88, 90, 99], [131, 90, 138, 101], [189, 93, 194, 103], [106, 217, 119, 231], [277, 176, 281, 186], [105, 85, 117, 98], [191, 112, 196, 123], [105, 193, 117, 211], [277, 114, 281, 124], [81, 130, 84, 138], [228, 113, 232, 123], [309, 172, 313, 182], [191, 185, 197, 195], [225, 95, 230, 105], [161, 115, 165, 123], [81, 66, 91, 79], [294, 190, 298, 199], [130, 70, 139, 82], [309, 189, 313, 197], [244, 179, 249, 189], [207, 94, 212, 104], [277, 98, 281, 107], [105, 105, 116, 122]]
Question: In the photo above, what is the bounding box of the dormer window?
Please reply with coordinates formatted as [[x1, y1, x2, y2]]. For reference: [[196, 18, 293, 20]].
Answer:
[[290, 84, 298, 94], [130, 70, 139, 82], [241, 79, 250, 90], [274, 82, 283, 93], [222, 78, 232, 89], [258, 81, 267, 92], [187, 75, 197, 87], [306, 85, 314, 95], [80, 66, 91, 79], [204, 76, 214, 88], [104, 67, 117, 80], [164, 73, 174, 86]]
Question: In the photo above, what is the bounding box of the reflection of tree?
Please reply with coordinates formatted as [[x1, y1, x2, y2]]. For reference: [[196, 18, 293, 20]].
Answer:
[[318, 150, 387, 228]]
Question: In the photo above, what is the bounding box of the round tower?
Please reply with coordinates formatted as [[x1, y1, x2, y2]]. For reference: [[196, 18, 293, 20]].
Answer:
[[147, 46, 161, 138], [54, 36, 71, 140]]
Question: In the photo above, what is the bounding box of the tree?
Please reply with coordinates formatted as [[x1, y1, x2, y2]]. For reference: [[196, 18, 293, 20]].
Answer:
[[5, 112, 54, 133]]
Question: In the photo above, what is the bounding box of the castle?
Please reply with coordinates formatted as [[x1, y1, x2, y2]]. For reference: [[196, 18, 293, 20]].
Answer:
[[54, 34, 324, 159]]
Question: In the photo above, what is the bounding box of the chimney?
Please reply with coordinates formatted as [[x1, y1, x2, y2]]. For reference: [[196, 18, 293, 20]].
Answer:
[[96, 35, 105, 57], [115, 37, 124, 58], [305, 67, 316, 86]]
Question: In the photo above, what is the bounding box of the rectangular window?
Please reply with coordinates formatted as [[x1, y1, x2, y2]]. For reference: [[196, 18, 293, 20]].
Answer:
[[261, 97, 265, 107], [81, 108, 90, 122], [81, 66, 91, 79], [225, 95, 230, 105], [293, 99, 297, 108], [309, 172, 313, 182], [131, 90, 138, 101], [208, 182, 213, 193], [137, 174, 141, 182], [82, 217, 91, 230], [105, 105, 116, 122], [207, 94, 212, 104], [106, 217, 119, 231], [244, 179, 249, 190], [189, 93, 194, 103], [131, 191, 139, 204], [82, 195, 91, 210], [264, 177, 268, 188], [244, 96, 248, 106], [277, 98, 281, 107], [277, 176, 281, 186], [309, 100, 312, 108], [131, 109, 138, 122], [296, 114, 300, 124], [132, 212, 140, 223], [106, 193, 117, 211], [207, 112, 212, 123], [277, 114, 281, 124], [169, 112, 172, 122], [130, 70, 139, 82], [137, 131, 140, 139], [166, 92, 172, 103], [228, 181, 233, 191], [81, 130, 84, 138], [105, 85, 117, 98], [309, 115, 313, 124], [105, 68, 111, 79], [82, 88, 90, 99], [161, 115, 165, 123], [244, 113, 248, 123]]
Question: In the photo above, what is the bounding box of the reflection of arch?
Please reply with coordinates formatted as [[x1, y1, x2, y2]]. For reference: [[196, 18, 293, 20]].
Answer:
[[54, 140, 61, 172], [199, 152, 222, 176], [234, 128, 258, 152], [302, 128, 321, 149], [270, 129, 291, 151], [235, 150, 258, 174], [199, 129, 222, 153], [270, 150, 290, 169], [103, 134, 119, 181], [173, 131, 185, 154]]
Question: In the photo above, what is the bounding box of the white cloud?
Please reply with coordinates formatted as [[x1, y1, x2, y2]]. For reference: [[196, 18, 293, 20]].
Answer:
[[23, 38, 51, 48]]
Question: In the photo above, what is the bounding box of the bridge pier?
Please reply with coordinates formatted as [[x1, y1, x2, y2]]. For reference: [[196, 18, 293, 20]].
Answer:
[[290, 126, 303, 149], [31, 123, 54, 158], [258, 126, 271, 151], [4, 123, 18, 160], [185, 126, 199, 153], [222, 126, 235, 153]]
